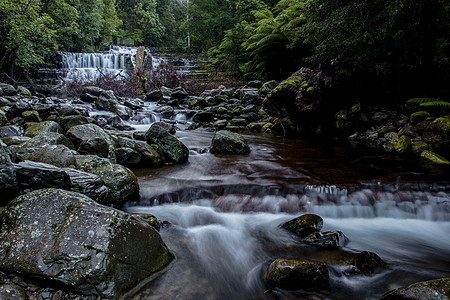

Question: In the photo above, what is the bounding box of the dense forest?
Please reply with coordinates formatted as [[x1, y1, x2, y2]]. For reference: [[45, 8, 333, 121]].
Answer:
[[1, 0, 449, 99]]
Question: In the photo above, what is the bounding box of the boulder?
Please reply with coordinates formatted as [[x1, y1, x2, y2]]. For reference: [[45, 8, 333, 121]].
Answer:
[[0, 125, 21, 138], [96, 91, 119, 112], [153, 121, 177, 135], [82, 86, 105, 96], [21, 110, 41, 123], [14, 160, 72, 192], [78, 137, 109, 158], [80, 92, 98, 103], [155, 106, 175, 119], [193, 111, 214, 123], [280, 214, 323, 238], [423, 117, 450, 149], [259, 80, 278, 96], [381, 277, 450, 300], [171, 87, 188, 99], [134, 141, 165, 167], [210, 130, 250, 155], [24, 121, 63, 138], [64, 168, 110, 203], [411, 140, 432, 154], [26, 144, 76, 167], [60, 115, 90, 132], [115, 147, 141, 166], [395, 135, 412, 153], [0, 110, 6, 127], [146, 89, 163, 101], [410, 111, 431, 124], [0, 142, 19, 204], [421, 150, 449, 165], [75, 155, 139, 204], [145, 124, 189, 164], [265, 258, 329, 290], [0, 188, 174, 298], [0, 83, 17, 96], [309, 249, 385, 275], [302, 231, 348, 248], [112, 104, 133, 120], [124, 98, 144, 110], [2, 136, 30, 146], [17, 132, 75, 153], [16, 86, 31, 97], [6, 100, 29, 119], [66, 124, 115, 161]]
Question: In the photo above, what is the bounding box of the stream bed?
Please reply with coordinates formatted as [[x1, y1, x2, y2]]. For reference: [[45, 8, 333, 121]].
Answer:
[[124, 127, 450, 299]]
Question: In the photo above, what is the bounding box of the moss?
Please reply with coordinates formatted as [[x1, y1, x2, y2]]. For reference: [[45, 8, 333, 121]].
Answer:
[[395, 135, 411, 153], [306, 86, 315, 93], [410, 111, 431, 123], [421, 150, 449, 164], [433, 117, 450, 132], [351, 102, 361, 114]]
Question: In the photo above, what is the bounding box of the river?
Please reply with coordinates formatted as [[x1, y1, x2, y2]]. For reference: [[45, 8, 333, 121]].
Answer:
[[123, 124, 450, 299]]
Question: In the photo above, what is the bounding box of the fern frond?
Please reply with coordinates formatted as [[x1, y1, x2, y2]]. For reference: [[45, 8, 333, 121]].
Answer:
[[419, 101, 450, 109], [407, 98, 441, 104]]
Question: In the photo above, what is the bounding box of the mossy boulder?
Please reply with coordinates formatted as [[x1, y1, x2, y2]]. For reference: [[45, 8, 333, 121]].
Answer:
[[66, 124, 116, 161], [410, 111, 431, 124], [280, 214, 323, 238], [75, 155, 139, 204], [381, 277, 450, 300], [26, 144, 76, 167], [0, 188, 174, 298], [63, 168, 110, 204], [145, 124, 189, 164], [210, 130, 250, 155], [423, 117, 450, 149], [134, 141, 165, 167], [411, 140, 432, 154], [24, 121, 63, 138], [420, 150, 449, 165], [395, 135, 412, 153], [14, 160, 72, 192], [265, 258, 329, 290]]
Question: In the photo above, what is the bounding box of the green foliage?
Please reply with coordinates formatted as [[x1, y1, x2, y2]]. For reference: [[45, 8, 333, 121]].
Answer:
[[408, 98, 450, 109]]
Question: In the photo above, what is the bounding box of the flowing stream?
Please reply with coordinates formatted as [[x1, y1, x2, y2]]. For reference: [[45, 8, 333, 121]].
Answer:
[[118, 108, 450, 299]]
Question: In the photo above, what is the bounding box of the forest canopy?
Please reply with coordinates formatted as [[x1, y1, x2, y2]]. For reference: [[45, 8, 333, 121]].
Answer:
[[0, 0, 449, 99]]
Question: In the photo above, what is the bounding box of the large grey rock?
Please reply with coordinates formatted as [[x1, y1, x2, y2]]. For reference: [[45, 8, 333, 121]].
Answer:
[[210, 130, 250, 155], [95, 91, 119, 112], [0, 188, 174, 298], [66, 124, 116, 161], [64, 168, 110, 203], [78, 137, 109, 158], [26, 144, 76, 167], [82, 86, 105, 96], [15, 132, 75, 161], [115, 147, 141, 166], [0, 83, 17, 96], [14, 160, 72, 192], [145, 124, 189, 164], [265, 258, 329, 290], [135, 141, 164, 167], [381, 277, 450, 300], [0, 125, 21, 138], [75, 155, 139, 204], [60, 115, 90, 132], [24, 121, 63, 137], [0, 142, 19, 204]]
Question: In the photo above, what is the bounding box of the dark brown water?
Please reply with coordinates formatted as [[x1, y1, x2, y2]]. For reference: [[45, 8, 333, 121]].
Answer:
[[123, 126, 450, 300]]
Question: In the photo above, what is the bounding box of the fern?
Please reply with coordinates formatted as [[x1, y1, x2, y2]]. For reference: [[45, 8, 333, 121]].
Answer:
[[407, 98, 450, 110]]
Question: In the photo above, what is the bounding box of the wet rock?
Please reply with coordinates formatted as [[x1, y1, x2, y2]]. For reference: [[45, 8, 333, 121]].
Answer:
[[155, 106, 175, 119], [259, 80, 278, 96], [2, 136, 30, 146], [66, 124, 115, 161], [410, 111, 431, 124], [14, 160, 72, 192], [0, 142, 19, 204], [171, 87, 188, 100], [135, 141, 164, 167], [395, 135, 411, 153], [372, 111, 388, 122], [17, 132, 75, 155], [78, 137, 109, 158], [64, 168, 110, 203], [398, 123, 418, 138], [153, 121, 177, 135], [0, 188, 174, 298], [302, 231, 348, 248], [210, 130, 250, 155], [193, 111, 214, 123], [95, 91, 119, 112], [112, 104, 132, 120], [17, 86, 31, 98], [6, 100, 29, 119], [0, 125, 21, 138], [0, 110, 6, 127], [82, 86, 105, 96], [280, 214, 323, 238], [75, 155, 139, 204], [21, 110, 41, 123], [265, 258, 329, 290], [60, 115, 90, 132], [0, 83, 17, 96], [145, 124, 189, 164], [115, 147, 141, 165], [309, 249, 385, 275], [26, 144, 76, 167], [124, 98, 144, 110], [24, 121, 63, 138], [381, 277, 450, 300], [411, 140, 432, 154], [423, 117, 450, 149], [0, 284, 27, 300], [146, 89, 163, 101], [421, 150, 449, 165], [80, 92, 98, 103]]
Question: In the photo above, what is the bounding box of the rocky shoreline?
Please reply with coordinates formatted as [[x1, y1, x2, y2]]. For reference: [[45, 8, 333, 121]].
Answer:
[[0, 80, 449, 299]]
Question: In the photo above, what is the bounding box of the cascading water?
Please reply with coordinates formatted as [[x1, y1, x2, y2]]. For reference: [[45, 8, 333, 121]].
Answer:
[[122, 124, 450, 299]]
